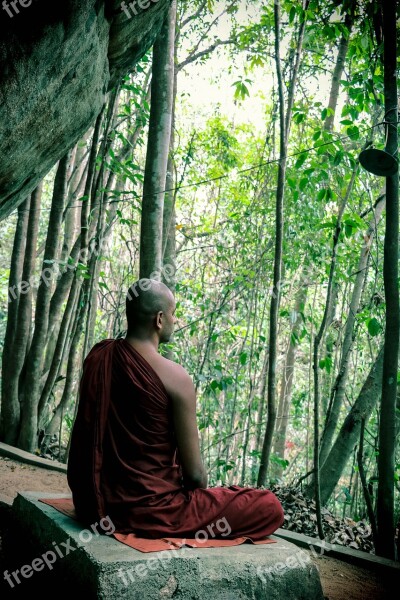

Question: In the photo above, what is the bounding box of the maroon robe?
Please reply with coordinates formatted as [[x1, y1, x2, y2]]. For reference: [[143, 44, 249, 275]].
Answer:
[[67, 339, 284, 539]]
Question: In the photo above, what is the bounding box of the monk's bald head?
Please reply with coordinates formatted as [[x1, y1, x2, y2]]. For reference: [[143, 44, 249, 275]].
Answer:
[[126, 278, 175, 334]]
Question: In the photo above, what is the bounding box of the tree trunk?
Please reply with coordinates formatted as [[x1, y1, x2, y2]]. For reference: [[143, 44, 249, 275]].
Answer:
[[272, 280, 308, 479], [1, 185, 42, 445], [18, 153, 71, 451], [80, 88, 120, 356], [376, 0, 398, 559], [258, 0, 307, 486], [311, 163, 358, 535], [324, 9, 354, 132], [43, 237, 81, 375], [319, 195, 386, 465], [140, 0, 176, 279], [162, 61, 178, 292], [316, 346, 384, 506], [0, 198, 30, 442], [62, 285, 92, 464], [44, 289, 82, 441], [44, 112, 103, 353], [38, 276, 82, 424]]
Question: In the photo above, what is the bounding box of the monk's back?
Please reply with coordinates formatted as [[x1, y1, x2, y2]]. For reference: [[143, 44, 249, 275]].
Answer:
[[101, 343, 183, 506], [67, 339, 184, 528]]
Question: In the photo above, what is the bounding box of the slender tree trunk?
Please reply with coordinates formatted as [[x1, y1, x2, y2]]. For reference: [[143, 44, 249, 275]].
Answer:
[[0, 198, 30, 441], [140, 0, 176, 279], [61, 153, 79, 266], [18, 153, 71, 451], [317, 346, 384, 505], [85, 102, 121, 353], [45, 113, 104, 351], [240, 407, 251, 484], [44, 288, 81, 440], [319, 195, 386, 465], [225, 286, 255, 468], [258, 0, 307, 486], [251, 348, 268, 484], [324, 10, 354, 132], [162, 64, 178, 291], [272, 281, 308, 478], [257, 1, 286, 487], [376, 0, 398, 559], [311, 164, 358, 534], [62, 285, 92, 464], [357, 418, 378, 547], [38, 276, 82, 423], [42, 238, 81, 375], [1, 186, 42, 444]]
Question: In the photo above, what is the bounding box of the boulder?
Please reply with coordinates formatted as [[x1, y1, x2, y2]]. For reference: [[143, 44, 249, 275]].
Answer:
[[0, 0, 170, 220], [2, 491, 325, 599]]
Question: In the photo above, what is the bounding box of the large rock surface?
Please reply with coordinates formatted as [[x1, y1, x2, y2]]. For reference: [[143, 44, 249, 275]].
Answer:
[[4, 492, 325, 599], [0, 0, 170, 220]]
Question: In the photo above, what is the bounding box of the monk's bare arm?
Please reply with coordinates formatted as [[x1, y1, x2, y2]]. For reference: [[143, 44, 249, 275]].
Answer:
[[168, 365, 208, 490]]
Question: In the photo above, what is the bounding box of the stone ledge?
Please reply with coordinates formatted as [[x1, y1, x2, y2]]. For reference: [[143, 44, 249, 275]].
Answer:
[[3, 491, 325, 600], [0, 442, 67, 474], [274, 528, 400, 576]]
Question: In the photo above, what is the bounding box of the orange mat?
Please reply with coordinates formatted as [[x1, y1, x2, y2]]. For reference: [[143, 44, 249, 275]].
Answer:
[[39, 497, 276, 553]]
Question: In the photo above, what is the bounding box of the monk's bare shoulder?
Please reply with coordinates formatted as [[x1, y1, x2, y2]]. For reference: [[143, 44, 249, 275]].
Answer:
[[152, 355, 194, 399]]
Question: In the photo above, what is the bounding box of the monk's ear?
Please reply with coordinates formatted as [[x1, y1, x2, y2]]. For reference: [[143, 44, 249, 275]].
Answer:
[[155, 311, 163, 330]]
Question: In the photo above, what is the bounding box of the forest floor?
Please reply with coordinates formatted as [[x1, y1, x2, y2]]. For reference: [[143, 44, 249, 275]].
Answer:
[[0, 455, 396, 599]]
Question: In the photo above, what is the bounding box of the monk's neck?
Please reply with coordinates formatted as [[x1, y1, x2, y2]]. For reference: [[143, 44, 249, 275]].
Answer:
[[125, 335, 160, 356]]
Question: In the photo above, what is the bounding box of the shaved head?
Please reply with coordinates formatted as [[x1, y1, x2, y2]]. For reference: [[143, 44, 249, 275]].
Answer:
[[126, 279, 175, 339]]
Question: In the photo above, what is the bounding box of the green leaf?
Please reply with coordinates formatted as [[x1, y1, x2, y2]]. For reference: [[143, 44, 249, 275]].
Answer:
[[233, 81, 251, 101], [313, 130, 322, 141], [347, 125, 359, 140], [345, 223, 353, 238], [333, 151, 343, 165], [367, 317, 381, 337], [319, 356, 332, 373], [240, 352, 247, 365], [295, 153, 307, 168], [299, 178, 308, 191]]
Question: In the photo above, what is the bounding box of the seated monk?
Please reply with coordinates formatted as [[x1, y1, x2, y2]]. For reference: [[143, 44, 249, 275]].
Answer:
[[67, 279, 284, 540]]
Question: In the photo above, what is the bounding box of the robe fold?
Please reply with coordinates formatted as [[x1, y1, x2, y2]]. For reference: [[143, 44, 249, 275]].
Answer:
[[67, 338, 284, 539]]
